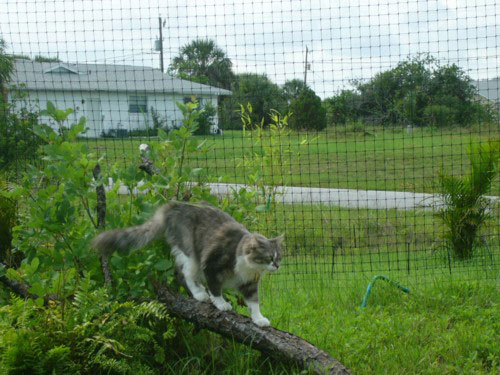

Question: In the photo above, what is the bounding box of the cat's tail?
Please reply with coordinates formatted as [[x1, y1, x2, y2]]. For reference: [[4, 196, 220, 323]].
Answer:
[[92, 204, 169, 257]]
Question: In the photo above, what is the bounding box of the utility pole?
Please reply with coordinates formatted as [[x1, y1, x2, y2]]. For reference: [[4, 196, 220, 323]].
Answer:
[[304, 46, 309, 86], [158, 17, 164, 72]]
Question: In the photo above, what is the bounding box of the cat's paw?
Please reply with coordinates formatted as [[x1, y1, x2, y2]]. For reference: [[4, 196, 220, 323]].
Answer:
[[192, 290, 210, 302], [253, 316, 271, 327], [212, 298, 232, 311]]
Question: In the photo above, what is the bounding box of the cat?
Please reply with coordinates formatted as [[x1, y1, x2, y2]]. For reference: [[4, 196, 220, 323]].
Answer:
[[92, 200, 283, 327]]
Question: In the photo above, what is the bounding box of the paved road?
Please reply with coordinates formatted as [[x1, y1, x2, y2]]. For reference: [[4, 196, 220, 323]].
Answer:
[[111, 180, 498, 211], [207, 183, 444, 210]]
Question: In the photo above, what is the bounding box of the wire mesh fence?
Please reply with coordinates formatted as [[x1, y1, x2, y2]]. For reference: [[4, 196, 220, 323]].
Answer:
[[1, 0, 499, 290]]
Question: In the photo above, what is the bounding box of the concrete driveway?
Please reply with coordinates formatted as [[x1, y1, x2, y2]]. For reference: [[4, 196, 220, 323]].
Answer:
[[110, 179, 498, 211]]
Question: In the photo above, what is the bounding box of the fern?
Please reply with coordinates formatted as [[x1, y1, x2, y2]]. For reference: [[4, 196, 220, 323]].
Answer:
[[0, 286, 175, 374]]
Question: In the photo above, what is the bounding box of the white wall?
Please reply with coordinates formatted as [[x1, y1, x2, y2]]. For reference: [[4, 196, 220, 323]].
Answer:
[[10, 90, 220, 138]]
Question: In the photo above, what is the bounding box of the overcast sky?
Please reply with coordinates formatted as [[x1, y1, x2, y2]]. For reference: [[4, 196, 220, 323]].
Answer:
[[1, 0, 499, 97]]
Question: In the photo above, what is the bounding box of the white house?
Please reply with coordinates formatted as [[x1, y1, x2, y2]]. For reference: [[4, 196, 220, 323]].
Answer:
[[9, 59, 232, 138]]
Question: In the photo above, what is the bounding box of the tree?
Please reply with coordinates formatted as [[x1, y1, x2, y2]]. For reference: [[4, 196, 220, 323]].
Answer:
[[353, 55, 434, 125], [324, 89, 362, 125], [168, 39, 234, 90], [34, 55, 61, 63], [282, 79, 308, 103], [331, 54, 492, 127], [0, 38, 13, 111], [288, 87, 326, 131], [426, 63, 483, 126], [221, 73, 287, 129]]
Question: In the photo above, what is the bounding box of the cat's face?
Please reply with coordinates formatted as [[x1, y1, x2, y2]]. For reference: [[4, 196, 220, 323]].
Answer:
[[245, 234, 283, 272]]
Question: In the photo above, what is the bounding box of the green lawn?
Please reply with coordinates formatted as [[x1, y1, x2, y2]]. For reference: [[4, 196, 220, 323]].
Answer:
[[82, 124, 500, 194], [72, 125, 500, 373], [164, 203, 499, 374], [258, 275, 499, 374], [167, 260, 499, 374]]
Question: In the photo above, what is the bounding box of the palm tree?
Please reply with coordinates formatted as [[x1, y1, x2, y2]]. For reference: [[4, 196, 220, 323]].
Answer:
[[168, 39, 234, 90]]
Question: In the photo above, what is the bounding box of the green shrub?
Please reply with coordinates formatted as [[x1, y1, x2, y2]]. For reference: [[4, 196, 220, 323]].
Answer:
[[220, 73, 287, 130], [0, 178, 16, 265], [437, 140, 499, 259], [0, 284, 175, 375], [288, 87, 327, 131], [0, 88, 44, 170], [324, 89, 362, 125], [423, 104, 457, 127], [194, 101, 216, 135]]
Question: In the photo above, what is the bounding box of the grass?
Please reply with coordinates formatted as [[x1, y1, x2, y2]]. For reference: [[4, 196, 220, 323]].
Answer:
[[81, 124, 500, 194], [161, 203, 499, 374], [261, 276, 498, 374], [164, 266, 499, 374], [25, 122, 500, 373]]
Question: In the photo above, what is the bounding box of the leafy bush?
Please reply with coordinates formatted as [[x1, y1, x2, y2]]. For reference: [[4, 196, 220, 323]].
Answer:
[[0, 178, 17, 265], [325, 54, 495, 127], [0, 100, 286, 373], [0, 283, 175, 375], [194, 101, 216, 135], [423, 104, 457, 127], [288, 87, 327, 131], [324, 89, 362, 125], [150, 107, 168, 131], [220, 73, 287, 130], [437, 140, 499, 259], [0, 87, 45, 169]]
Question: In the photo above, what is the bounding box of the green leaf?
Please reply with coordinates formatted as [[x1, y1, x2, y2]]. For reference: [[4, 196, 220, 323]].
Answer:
[[6, 268, 22, 282], [29, 281, 44, 296], [67, 117, 87, 139], [35, 297, 44, 307], [32, 124, 57, 142], [46, 100, 56, 115], [154, 259, 172, 271], [31, 257, 40, 273], [158, 128, 169, 141]]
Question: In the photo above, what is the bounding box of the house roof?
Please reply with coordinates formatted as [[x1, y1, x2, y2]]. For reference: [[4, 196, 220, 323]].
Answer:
[[474, 78, 500, 102], [10, 59, 232, 96]]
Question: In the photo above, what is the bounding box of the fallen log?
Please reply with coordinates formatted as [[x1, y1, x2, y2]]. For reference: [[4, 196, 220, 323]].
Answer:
[[152, 280, 351, 375]]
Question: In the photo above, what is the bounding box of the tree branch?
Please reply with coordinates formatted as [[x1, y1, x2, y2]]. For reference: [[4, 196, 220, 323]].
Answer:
[[93, 163, 106, 229], [93, 163, 112, 285], [0, 262, 60, 302], [151, 279, 351, 375], [0, 264, 36, 299]]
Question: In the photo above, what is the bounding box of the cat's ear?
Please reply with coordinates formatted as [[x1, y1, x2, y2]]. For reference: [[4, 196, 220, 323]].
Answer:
[[272, 234, 285, 246]]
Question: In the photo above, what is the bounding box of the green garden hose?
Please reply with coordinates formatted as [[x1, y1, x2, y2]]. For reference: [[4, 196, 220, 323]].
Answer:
[[361, 275, 410, 308]]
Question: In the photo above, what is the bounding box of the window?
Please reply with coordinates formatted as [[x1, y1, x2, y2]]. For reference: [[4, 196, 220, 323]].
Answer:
[[129, 95, 148, 113]]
